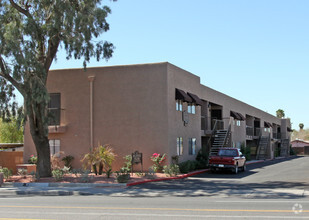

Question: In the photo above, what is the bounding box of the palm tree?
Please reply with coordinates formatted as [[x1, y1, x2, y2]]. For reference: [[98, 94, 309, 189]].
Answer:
[[97, 144, 116, 175], [81, 149, 98, 175], [276, 109, 285, 118], [299, 123, 304, 130], [81, 144, 116, 175]]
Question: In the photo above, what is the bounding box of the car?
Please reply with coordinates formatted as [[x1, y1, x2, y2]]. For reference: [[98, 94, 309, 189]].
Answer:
[[208, 148, 246, 174]]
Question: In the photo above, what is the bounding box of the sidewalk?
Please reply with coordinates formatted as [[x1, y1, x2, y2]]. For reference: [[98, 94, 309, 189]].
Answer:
[[0, 157, 294, 196]]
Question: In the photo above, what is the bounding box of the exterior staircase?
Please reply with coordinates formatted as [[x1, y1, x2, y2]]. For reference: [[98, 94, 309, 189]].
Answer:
[[256, 136, 270, 160], [280, 139, 290, 157], [209, 121, 232, 156]]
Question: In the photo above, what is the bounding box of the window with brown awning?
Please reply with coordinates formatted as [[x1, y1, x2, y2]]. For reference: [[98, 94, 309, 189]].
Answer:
[[230, 111, 240, 120], [175, 88, 192, 103], [230, 111, 245, 121], [237, 113, 246, 121], [264, 122, 273, 128], [187, 92, 203, 106]]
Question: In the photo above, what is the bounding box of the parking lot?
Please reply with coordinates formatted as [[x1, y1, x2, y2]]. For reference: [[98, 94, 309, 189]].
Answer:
[[131, 156, 309, 199]]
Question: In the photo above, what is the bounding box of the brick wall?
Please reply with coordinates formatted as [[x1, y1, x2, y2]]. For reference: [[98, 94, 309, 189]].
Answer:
[[0, 152, 23, 174]]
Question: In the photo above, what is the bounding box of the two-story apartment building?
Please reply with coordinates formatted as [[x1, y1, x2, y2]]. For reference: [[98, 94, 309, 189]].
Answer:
[[23, 62, 292, 170]]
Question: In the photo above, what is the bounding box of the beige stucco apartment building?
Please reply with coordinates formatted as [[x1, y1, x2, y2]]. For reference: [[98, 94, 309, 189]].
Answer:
[[24, 62, 292, 170]]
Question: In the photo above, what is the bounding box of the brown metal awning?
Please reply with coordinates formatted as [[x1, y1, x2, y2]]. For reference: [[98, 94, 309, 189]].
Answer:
[[230, 111, 241, 120], [230, 111, 245, 121], [264, 122, 273, 128], [187, 92, 203, 106], [237, 113, 246, 121], [175, 88, 192, 103]]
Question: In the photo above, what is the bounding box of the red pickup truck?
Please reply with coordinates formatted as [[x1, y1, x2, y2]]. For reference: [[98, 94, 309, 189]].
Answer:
[[209, 148, 246, 174]]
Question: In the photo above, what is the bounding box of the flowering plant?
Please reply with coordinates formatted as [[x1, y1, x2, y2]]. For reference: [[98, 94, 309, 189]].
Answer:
[[150, 153, 166, 172], [28, 155, 37, 164]]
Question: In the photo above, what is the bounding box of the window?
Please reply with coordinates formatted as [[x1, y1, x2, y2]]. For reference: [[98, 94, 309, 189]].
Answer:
[[48, 93, 61, 125], [218, 149, 237, 157], [189, 138, 196, 155], [176, 100, 183, 111], [177, 137, 183, 156], [236, 120, 241, 126], [264, 127, 270, 132], [188, 104, 195, 114], [49, 139, 60, 156]]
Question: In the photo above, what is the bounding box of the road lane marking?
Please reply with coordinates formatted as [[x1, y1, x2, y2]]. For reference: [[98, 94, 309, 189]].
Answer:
[[0, 205, 308, 213], [0, 212, 308, 219], [216, 200, 309, 203], [0, 218, 52, 220]]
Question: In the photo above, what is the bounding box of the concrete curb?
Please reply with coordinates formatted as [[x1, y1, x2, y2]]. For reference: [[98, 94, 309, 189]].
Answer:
[[2, 182, 126, 188], [126, 169, 210, 187]]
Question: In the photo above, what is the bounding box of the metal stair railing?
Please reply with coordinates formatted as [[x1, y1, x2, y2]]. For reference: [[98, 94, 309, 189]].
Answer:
[[209, 118, 233, 155], [256, 134, 270, 160], [222, 117, 233, 148]]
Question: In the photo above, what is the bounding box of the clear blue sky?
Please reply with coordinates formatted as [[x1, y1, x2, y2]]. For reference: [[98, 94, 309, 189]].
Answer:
[[50, 0, 309, 129]]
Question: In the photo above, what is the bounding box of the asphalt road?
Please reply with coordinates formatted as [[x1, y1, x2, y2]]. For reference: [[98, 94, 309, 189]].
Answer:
[[0, 156, 308, 219], [0, 195, 308, 219], [129, 156, 309, 199]]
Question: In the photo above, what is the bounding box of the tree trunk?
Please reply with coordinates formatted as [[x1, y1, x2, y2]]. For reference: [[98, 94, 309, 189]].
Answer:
[[26, 98, 52, 178], [92, 164, 98, 175], [32, 133, 52, 177], [98, 162, 103, 175]]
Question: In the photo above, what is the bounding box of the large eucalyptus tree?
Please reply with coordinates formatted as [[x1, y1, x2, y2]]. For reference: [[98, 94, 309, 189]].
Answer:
[[0, 0, 115, 177]]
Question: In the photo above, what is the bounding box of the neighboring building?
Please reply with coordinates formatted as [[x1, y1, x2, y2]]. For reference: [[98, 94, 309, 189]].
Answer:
[[291, 139, 309, 155], [0, 143, 24, 152], [23, 62, 292, 170]]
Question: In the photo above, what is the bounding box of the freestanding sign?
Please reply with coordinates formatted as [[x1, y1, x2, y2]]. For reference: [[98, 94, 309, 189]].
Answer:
[[131, 151, 143, 173]]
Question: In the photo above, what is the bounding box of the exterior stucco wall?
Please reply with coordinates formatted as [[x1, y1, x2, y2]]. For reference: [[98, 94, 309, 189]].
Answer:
[[90, 63, 169, 170], [23, 62, 291, 169], [167, 64, 202, 163], [25, 63, 169, 171]]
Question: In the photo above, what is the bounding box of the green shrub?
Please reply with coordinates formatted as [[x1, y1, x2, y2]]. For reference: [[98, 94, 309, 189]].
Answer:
[[52, 169, 64, 181], [178, 160, 197, 174], [80, 170, 91, 183], [62, 155, 74, 170], [290, 146, 295, 155], [0, 167, 12, 179], [195, 149, 208, 169], [28, 155, 37, 164], [163, 164, 180, 177], [120, 155, 132, 174], [105, 168, 113, 178], [72, 168, 82, 177], [241, 144, 251, 161], [115, 172, 130, 183]]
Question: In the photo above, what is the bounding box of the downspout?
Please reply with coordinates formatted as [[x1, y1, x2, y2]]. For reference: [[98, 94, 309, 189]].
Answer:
[[88, 76, 95, 151]]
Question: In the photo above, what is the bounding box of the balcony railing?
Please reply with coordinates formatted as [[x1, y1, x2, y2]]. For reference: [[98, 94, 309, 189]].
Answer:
[[201, 117, 231, 133], [48, 108, 66, 126], [254, 127, 261, 136], [272, 132, 281, 139], [246, 126, 254, 136], [48, 108, 66, 134]]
